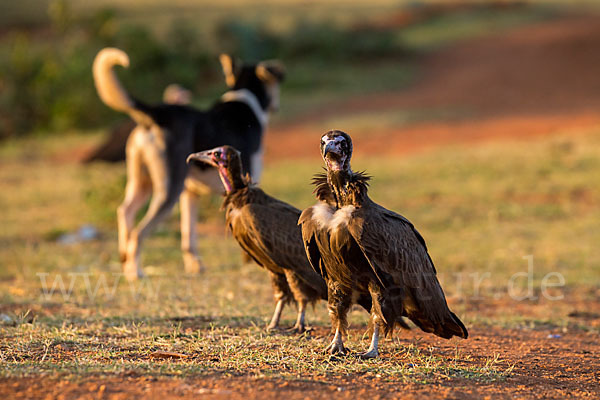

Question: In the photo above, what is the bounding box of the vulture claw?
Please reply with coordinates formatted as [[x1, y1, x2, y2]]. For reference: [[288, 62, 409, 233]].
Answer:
[[357, 348, 379, 359], [325, 340, 348, 355], [266, 323, 279, 332], [286, 324, 306, 334]]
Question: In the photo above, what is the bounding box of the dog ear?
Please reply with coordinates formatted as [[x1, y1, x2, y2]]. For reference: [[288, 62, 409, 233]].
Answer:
[[256, 60, 285, 83], [219, 54, 238, 88]]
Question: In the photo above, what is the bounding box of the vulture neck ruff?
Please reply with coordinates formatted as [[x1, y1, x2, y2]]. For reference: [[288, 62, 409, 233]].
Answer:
[[312, 170, 370, 209]]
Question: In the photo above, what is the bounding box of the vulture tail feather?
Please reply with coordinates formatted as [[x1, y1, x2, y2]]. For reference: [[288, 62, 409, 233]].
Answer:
[[433, 312, 468, 339]]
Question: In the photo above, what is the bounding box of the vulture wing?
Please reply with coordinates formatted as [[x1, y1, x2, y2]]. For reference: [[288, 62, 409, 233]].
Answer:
[[347, 201, 468, 339], [231, 198, 324, 290], [298, 204, 331, 280], [299, 203, 373, 313]]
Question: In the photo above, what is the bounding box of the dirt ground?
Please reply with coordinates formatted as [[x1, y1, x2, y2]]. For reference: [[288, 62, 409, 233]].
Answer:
[[2, 325, 598, 399], [4, 13, 600, 400], [268, 14, 600, 159]]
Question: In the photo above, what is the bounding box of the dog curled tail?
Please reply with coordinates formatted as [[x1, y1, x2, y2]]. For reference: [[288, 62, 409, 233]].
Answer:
[[93, 48, 154, 127]]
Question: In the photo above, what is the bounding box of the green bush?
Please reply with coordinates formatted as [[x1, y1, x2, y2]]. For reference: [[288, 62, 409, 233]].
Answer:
[[0, 4, 408, 138], [0, 5, 218, 138]]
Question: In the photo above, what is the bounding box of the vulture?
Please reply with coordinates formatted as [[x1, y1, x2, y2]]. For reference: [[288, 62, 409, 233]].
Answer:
[[298, 130, 467, 358], [186, 146, 335, 332]]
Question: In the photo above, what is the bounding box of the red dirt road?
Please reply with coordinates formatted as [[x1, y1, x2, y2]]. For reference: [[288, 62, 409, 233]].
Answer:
[[267, 15, 600, 159]]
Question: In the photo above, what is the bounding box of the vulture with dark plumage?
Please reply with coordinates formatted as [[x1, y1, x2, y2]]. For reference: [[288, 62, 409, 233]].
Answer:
[[186, 145, 330, 332], [299, 130, 467, 358]]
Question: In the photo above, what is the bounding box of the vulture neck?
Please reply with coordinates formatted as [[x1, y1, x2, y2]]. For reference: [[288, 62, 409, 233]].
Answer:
[[325, 168, 370, 208], [218, 164, 247, 195]]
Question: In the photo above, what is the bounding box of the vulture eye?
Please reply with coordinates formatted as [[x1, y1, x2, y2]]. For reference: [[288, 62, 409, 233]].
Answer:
[[214, 151, 221, 158]]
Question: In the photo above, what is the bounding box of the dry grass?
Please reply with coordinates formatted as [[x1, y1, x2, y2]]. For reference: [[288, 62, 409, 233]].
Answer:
[[1, 126, 599, 382]]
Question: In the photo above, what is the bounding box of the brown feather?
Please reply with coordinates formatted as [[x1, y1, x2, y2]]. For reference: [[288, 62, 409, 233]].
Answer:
[[191, 145, 328, 330], [300, 152, 467, 341], [347, 199, 467, 339], [225, 186, 327, 304]]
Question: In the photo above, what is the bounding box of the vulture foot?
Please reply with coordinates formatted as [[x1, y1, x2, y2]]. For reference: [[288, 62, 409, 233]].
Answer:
[[266, 323, 280, 332], [325, 339, 348, 355], [287, 323, 307, 334], [358, 348, 379, 359]]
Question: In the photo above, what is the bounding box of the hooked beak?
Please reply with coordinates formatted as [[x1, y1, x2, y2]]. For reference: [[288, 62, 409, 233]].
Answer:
[[322, 141, 346, 172], [323, 141, 341, 159], [186, 150, 216, 167]]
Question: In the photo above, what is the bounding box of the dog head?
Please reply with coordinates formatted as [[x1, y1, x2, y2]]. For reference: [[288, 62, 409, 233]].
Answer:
[[219, 54, 285, 112]]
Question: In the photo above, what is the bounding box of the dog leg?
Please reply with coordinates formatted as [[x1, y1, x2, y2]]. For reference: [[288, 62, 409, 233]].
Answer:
[[123, 135, 185, 280], [117, 183, 150, 263], [179, 188, 205, 274], [123, 185, 181, 280], [118, 136, 150, 263]]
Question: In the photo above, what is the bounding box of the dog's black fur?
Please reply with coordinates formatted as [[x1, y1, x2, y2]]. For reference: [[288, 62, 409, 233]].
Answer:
[[93, 48, 284, 279], [134, 99, 263, 176]]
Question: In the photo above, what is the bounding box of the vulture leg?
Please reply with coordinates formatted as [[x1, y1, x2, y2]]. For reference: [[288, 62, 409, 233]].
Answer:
[[288, 299, 307, 334], [325, 328, 347, 355], [267, 299, 285, 331], [267, 272, 292, 331], [359, 319, 380, 359], [359, 283, 384, 358], [285, 271, 317, 333], [325, 282, 351, 355]]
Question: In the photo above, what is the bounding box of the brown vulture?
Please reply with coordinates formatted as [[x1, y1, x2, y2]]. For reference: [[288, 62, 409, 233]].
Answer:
[[298, 130, 467, 358], [186, 145, 335, 332]]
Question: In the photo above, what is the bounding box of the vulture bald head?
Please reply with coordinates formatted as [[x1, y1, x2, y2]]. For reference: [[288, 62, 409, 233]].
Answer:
[[320, 130, 353, 173], [186, 145, 247, 193], [317, 130, 368, 207]]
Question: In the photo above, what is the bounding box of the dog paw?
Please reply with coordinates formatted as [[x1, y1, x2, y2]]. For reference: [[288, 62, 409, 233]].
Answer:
[[183, 254, 206, 274], [123, 262, 144, 281]]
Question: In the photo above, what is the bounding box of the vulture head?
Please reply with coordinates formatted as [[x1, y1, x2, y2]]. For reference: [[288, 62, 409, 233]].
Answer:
[[186, 146, 246, 193], [320, 130, 353, 173]]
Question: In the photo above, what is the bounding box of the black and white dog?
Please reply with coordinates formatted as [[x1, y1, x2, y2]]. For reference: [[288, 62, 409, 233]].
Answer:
[[93, 47, 285, 280]]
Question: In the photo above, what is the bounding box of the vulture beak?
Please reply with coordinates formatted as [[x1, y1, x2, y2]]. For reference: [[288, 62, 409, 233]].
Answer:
[[323, 141, 346, 171], [323, 141, 339, 158], [187, 150, 217, 168]]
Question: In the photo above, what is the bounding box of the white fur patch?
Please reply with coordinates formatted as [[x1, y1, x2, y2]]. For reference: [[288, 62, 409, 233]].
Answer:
[[221, 89, 268, 129], [311, 203, 335, 230], [329, 205, 355, 231], [250, 144, 264, 183]]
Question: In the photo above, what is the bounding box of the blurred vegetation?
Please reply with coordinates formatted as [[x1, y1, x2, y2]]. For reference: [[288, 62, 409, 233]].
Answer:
[[0, 0, 411, 138], [0, 0, 559, 139]]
